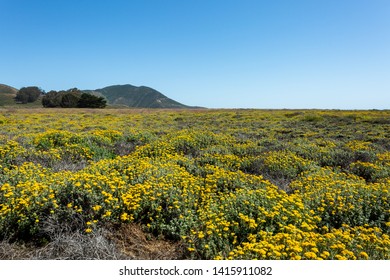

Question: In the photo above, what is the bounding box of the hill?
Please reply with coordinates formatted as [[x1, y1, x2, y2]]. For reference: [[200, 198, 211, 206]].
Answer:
[[0, 84, 45, 107], [0, 84, 18, 94], [0, 84, 18, 106], [87, 84, 192, 108]]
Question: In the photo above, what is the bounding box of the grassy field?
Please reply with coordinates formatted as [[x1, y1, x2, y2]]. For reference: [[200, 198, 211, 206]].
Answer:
[[0, 108, 389, 259]]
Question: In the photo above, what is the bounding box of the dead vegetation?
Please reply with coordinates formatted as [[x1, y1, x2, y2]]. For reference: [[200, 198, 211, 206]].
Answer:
[[107, 224, 186, 260], [0, 223, 185, 260]]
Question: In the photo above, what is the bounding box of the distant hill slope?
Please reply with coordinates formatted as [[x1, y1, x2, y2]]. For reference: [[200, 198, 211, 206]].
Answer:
[[87, 84, 192, 108], [0, 84, 18, 106], [0, 84, 44, 107], [0, 84, 18, 94]]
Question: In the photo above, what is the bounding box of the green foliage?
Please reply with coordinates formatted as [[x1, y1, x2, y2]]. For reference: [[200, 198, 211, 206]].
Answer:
[[42, 89, 106, 108], [350, 161, 389, 182], [15, 86, 43, 104], [77, 93, 106, 108], [61, 91, 81, 108], [42, 90, 67, 108], [291, 168, 390, 230]]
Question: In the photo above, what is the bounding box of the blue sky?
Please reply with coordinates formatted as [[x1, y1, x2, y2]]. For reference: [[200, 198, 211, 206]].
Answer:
[[0, 0, 389, 109]]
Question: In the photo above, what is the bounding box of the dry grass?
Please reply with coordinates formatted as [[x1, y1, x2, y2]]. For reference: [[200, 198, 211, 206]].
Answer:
[[0, 229, 123, 260], [0, 223, 185, 260], [106, 224, 186, 260]]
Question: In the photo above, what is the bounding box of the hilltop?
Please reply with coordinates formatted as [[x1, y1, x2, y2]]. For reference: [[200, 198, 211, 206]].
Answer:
[[86, 84, 193, 108]]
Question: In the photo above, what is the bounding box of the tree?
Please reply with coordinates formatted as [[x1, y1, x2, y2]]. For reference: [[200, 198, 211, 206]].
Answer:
[[60, 89, 82, 108], [42, 90, 63, 107], [77, 93, 107, 108], [15, 86, 43, 103]]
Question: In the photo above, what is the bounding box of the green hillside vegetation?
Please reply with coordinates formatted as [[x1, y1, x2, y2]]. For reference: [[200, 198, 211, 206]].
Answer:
[[90, 84, 191, 108]]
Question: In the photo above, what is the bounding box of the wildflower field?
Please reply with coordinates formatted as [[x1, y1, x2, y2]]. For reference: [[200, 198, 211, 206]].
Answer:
[[0, 108, 389, 260]]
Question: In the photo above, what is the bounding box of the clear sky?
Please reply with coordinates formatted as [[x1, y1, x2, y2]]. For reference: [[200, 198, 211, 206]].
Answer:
[[0, 0, 389, 109]]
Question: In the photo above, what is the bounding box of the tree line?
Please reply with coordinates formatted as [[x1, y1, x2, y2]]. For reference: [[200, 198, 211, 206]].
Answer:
[[15, 87, 107, 108]]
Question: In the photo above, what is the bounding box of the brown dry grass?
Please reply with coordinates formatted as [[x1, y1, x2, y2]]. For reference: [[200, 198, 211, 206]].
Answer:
[[0, 223, 186, 260], [0, 229, 123, 260], [106, 223, 186, 260]]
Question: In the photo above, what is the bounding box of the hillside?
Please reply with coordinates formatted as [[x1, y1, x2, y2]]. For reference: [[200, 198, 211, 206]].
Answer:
[[0, 84, 44, 107], [0, 84, 18, 106], [0, 84, 18, 94], [88, 84, 191, 108]]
